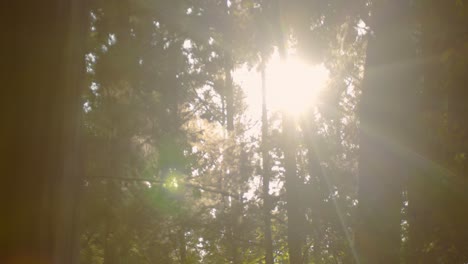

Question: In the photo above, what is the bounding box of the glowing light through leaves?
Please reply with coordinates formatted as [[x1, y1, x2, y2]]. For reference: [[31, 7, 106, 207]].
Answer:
[[236, 53, 329, 118], [163, 169, 182, 191], [266, 56, 329, 115]]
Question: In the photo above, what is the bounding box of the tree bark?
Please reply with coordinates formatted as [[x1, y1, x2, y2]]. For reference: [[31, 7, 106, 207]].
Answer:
[[261, 59, 275, 264], [283, 114, 304, 264], [223, 0, 235, 132], [179, 227, 187, 264], [0, 1, 86, 263], [355, 0, 415, 263], [225, 55, 235, 131], [304, 122, 324, 264]]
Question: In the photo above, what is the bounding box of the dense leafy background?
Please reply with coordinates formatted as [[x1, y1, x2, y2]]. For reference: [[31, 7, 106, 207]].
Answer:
[[79, 0, 468, 263]]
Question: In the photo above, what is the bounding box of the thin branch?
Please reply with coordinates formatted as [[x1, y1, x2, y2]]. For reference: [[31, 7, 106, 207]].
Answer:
[[85, 175, 237, 198]]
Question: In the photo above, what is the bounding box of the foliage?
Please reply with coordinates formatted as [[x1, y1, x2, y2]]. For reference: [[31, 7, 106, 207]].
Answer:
[[78, 0, 468, 263]]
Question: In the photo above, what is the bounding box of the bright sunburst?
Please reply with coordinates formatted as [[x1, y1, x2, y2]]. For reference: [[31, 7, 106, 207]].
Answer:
[[236, 53, 329, 118], [266, 55, 329, 115]]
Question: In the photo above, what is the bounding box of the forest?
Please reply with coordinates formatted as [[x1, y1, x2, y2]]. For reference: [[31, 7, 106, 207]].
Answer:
[[2, 0, 468, 263]]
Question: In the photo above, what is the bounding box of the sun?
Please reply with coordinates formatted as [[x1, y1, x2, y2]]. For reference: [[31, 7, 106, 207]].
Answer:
[[266, 55, 329, 115], [234, 52, 329, 119]]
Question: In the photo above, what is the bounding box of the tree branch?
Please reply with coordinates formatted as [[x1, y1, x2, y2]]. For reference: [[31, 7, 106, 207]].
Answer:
[[84, 175, 237, 198]]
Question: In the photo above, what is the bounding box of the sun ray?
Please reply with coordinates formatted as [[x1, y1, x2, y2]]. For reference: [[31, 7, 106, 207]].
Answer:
[[266, 55, 329, 116], [236, 52, 329, 119]]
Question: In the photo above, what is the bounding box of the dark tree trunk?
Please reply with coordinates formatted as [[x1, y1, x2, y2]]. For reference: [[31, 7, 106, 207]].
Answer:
[[261, 59, 274, 264], [223, 0, 234, 132], [103, 147, 119, 264], [303, 122, 324, 264], [230, 196, 242, 264], [406, 173, 429, 264], [0, 1, 86, 263], [283, 114, 304, 264], [355, 0, 415, 263], [179, 227, 187, 264], [225, 55, 235, 131]]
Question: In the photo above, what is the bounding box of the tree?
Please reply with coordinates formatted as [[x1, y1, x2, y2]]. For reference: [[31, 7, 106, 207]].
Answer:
[[404, 1, 468, 262], [1, 1, 86, 263], [260, 56, 274, 264], [355, 0, 417, 263]]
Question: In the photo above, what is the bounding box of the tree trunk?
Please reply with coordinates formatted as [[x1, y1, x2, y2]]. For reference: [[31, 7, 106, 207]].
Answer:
[[103, 146, 118, 264], [355, 0, 415, 263], [261, 59, 275, 264], [225, 55, 235, 131], [179, 227, 187, 264], [0, 1, 85, 263], [304, 122, 324, 264], [283, 114, 304, 264], [223, 0, 234, 132], [230, 196, 242, 264]]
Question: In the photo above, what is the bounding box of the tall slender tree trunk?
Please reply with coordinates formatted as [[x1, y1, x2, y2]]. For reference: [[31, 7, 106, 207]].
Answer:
[[178, 227, 187, 264], [261, 58, 275, 264], [404, 15, 432, 264], [223, 0, 234, 132], [225, 55, 235, 131], [355, 0, 415, 263], [406, 173, 428, 264], [224, 147, 242, 264], [222, 2, 240, 262], [272, 10, 304, 259], [0, 1, 85, 263], [230, 195, 242, 264], [103, 142, 119, 264], [283, 114, 304, 264], [304, 121, 324, 264]]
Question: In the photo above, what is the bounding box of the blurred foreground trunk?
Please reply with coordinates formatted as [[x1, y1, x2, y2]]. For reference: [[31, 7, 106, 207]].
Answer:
[[1, 1, 86, 263]]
